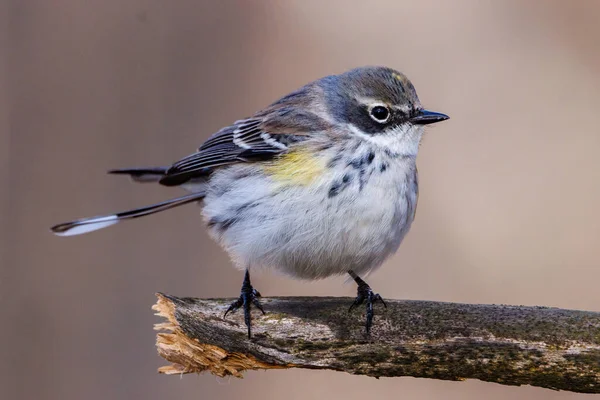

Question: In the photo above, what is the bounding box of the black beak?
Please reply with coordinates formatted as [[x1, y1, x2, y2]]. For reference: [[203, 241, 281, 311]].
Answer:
[[410, 110, 449, 125]]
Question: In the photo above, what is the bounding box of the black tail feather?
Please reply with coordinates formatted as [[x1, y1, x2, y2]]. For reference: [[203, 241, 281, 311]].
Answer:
[[51, 191, 205, 236], [108, 167, 168, 183]]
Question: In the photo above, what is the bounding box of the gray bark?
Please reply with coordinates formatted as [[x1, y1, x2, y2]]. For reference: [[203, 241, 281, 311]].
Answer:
[[153, 294, 600, 393]]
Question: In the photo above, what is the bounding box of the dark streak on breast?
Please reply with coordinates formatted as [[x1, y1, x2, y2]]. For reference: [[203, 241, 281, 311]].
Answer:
[[328, 173, 352, 198], [327, 153, 342, 168], [347, 151, 377, 192], [235, 200, 260, 215], [220, 217, 238, 230], [208, 200, 261, 231], [207, 216, 236, 230], [347, 151, 376, 170], [207, 216, 238, 231]]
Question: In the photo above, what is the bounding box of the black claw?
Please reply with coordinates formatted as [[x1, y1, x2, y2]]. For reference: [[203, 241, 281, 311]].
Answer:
[[252, 291, 266, 315], [349, 293, 366, 312], [374, 293, 387, 308], [224, 298, 243, 318], [224, 270, 265, 338], [348, 271, 386, 335]]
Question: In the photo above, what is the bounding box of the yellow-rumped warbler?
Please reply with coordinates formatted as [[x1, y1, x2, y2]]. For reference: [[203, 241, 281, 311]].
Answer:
[[51, 66, 449, 337]]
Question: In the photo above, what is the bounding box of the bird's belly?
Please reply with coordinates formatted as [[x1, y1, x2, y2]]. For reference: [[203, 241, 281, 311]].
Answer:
[[203, 161, 418, 280]]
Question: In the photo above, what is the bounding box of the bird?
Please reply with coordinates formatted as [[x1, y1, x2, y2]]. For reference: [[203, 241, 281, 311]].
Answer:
[[51, 66, 449, 338]]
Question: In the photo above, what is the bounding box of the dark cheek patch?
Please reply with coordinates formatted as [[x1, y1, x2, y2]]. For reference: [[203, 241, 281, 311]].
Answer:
[[343, 101, 383, 135]]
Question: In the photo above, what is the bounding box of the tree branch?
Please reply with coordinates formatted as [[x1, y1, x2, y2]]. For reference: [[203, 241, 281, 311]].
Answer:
[[153, 294, 600, 393]]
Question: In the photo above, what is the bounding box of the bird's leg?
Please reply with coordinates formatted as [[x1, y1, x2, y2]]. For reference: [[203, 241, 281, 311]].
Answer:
[[224, 269, 265, 338], [348, 270, 387, 335]]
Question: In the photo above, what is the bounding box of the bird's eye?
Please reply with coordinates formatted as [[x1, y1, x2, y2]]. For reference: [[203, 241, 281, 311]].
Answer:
[[369, 105, 390, 123]]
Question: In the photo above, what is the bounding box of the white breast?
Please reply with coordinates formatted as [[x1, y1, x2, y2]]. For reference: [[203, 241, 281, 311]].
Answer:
[[202, 146, 418, 280]]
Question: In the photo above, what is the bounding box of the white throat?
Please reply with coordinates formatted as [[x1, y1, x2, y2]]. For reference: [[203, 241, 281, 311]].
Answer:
[[347, 123, 423, 157]]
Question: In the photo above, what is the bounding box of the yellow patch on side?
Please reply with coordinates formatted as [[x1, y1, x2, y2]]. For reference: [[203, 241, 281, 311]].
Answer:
[[263, 149, 326, 186]]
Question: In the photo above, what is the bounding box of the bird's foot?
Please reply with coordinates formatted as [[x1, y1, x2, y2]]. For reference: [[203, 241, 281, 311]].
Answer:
[[224, 270, 265, 338], [348, 272, 387, 335]]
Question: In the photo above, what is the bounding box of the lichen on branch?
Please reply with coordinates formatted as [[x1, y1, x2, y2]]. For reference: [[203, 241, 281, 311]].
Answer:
[[153, 294, 600, 393]]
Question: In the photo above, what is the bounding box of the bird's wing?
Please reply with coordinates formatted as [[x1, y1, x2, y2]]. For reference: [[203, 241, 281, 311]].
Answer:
[[159, 103, 332, 186]]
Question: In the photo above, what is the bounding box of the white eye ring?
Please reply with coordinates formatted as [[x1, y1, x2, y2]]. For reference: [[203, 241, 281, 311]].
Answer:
[[368, 104, 391, 124]]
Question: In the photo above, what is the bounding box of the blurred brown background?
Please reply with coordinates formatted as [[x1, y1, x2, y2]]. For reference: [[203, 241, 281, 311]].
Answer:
[[4, 1, 600, 399]]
